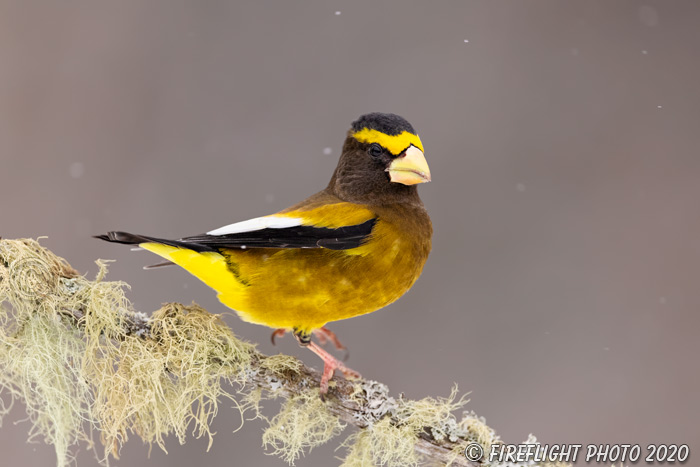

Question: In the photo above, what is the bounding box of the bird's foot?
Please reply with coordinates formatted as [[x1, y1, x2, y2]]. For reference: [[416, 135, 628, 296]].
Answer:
[[270, 328, 287, 345], [313, 326, 346, 350], [313, 326, 350, 361], [306, 341, 360, 396], [272, 327, 348, 358]]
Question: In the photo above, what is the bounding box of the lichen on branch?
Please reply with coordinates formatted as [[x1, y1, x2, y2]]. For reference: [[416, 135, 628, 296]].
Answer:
[[0, 238, 568, 467]]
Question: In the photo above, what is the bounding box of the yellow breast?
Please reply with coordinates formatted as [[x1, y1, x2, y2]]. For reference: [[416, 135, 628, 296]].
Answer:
[[139, 208, 431, 334], [217, 219, 429, 332]]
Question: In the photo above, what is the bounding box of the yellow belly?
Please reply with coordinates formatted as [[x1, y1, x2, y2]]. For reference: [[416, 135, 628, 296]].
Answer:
[[141, 220, 429, 333]]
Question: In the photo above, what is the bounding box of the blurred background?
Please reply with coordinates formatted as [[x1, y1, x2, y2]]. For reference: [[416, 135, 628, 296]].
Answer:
[[1, 1, 699, 465]]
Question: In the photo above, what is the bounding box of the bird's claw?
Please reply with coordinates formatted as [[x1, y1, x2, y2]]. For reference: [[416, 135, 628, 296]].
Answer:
[[307, 341, 360, 396], [275, 327, 358, 395], [313, 327, 350, 361], [270, 328, 287, 346]]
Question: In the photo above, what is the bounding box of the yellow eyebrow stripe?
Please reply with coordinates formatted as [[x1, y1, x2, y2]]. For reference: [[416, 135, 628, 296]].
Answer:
[[352, 128, 424, 155]]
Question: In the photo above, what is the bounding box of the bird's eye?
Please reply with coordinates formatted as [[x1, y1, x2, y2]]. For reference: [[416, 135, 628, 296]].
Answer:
[[368, 143, 383, 158]]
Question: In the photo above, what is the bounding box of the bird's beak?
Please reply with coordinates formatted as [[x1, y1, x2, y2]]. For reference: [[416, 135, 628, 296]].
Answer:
[[387, 145, 431, 185]]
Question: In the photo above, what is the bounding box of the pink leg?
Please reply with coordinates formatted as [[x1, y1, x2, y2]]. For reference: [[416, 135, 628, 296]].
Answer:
[[306, 341, 360, 395], [313, 327, 346, 350]]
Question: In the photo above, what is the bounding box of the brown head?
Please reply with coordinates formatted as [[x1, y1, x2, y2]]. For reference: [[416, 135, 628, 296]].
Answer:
[[328, 113, 431, 206]]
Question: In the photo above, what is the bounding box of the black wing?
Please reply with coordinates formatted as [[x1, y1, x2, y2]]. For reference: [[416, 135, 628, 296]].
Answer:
[[95, 218, 377, 252], [182, 218, 377, 250]]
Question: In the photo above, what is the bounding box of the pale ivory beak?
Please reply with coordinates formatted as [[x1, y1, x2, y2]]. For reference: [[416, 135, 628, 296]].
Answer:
[[387, 145, 431, 185]]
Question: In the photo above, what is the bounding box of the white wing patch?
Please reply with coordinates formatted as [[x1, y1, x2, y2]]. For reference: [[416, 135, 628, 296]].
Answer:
[[206, 215, 303, 236]]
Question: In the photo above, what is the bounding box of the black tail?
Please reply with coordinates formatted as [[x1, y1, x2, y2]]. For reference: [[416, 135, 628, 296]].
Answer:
[[93, 231, 214, 252], [93, 231, 151, 245]]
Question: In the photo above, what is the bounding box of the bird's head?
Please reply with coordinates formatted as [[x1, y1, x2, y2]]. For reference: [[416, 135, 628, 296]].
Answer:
[[329, 113, 431, 205]]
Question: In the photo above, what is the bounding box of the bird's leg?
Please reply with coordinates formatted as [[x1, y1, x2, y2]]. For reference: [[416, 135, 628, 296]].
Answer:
[[312, 326, 350, 362], [270, 328, 287, 345], [294, 329, 360, 395], [306, 342, 361, 395], [312, 327, 346, 350]]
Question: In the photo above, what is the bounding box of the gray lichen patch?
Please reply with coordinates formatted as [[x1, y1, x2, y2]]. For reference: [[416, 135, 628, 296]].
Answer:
[[341, 385, 470, 467]]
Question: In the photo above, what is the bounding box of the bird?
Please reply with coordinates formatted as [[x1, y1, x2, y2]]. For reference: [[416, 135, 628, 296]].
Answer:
[[95, 112, 432, 394]]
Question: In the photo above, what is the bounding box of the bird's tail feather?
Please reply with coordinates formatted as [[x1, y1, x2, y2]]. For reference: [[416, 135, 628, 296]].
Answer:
[[143, 260, 176, 270], [94, 231, 213, 252], [94, 231, 241, 297], [94, 231, 150, 245]]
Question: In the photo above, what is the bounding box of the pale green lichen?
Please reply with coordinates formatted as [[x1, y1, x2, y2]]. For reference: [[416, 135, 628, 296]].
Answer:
[[340, 385, 470, 467], [89, 302, 255, 459], [0, 315, 91, 467], [0, 238, 569, 467], [340, 416, 419, 467], [260, 354, 303, 377], [0, 239, 91, 466], [458, 410, 499, 462], [0, 239, 255, 466], [263, 389, 345, 464]]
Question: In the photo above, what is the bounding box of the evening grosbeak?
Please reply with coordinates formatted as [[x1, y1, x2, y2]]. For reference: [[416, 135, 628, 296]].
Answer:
[[96, 112, 432, 394]]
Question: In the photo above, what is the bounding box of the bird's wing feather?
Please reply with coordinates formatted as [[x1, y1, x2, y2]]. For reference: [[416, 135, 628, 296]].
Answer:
[[96, 199, 378, 251], [183, 213, 377, 250]]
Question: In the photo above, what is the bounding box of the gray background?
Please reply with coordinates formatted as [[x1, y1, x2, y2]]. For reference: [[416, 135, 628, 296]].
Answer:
[[1, 1, 699, 466]]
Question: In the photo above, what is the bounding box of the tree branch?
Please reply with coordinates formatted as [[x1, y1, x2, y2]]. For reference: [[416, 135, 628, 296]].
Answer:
[[56, 283, 476, 466], [1, 238, 546, 466]]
